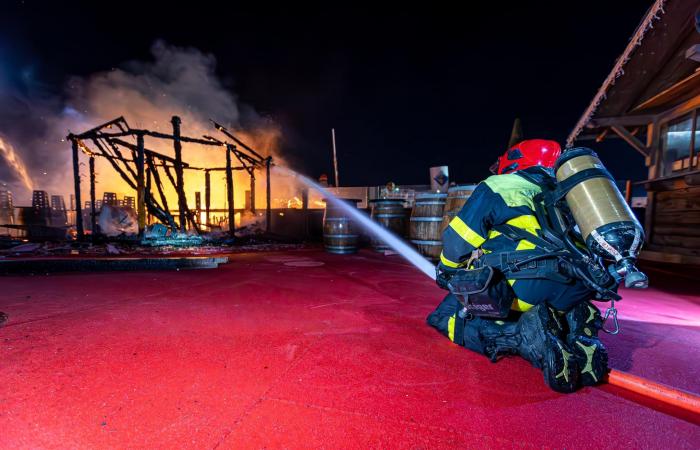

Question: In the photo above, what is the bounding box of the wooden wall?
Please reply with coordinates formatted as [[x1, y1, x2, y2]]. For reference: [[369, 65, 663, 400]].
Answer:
[[647, 185, 700, 258]]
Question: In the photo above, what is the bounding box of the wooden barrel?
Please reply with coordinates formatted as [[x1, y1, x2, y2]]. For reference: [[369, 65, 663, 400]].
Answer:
[[369, 199, 408, 251], [323, 199, 361, 254], [409, 193, 447, 261], [441, 184, 477, 232]]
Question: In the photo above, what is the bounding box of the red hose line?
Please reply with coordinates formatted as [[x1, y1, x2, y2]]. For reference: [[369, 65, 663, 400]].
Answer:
[[607, 369, 700, 416]]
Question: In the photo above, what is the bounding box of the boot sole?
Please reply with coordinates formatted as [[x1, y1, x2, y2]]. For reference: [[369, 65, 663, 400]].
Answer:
[[536, 307, 579, 393], [570, 336, 608, 386]]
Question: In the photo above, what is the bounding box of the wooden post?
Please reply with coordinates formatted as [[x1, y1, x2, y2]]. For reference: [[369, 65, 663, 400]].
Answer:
[[205, 170, 211, 226], [226, 144, 235, 238], [71, 138, 84, 240], [250, 171, 256, 214], [171, 116, 187, 232], [89, 156, 97, 238], [266, 158, 271, 233], [136, 132, 146, 236]]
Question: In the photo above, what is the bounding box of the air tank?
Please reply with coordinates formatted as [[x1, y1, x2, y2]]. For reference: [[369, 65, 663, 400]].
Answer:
[[555, 148, 648, 288]]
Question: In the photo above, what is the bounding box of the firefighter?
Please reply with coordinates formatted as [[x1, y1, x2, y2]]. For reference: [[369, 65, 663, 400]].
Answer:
[[427, 139, 608, 393]]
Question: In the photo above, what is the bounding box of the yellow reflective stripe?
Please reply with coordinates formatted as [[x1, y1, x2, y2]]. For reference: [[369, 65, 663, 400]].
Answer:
[[449, 216, 486, 248], [447, 315, 456, 341], [515, 240, 537, 250], [507, 279, 516, 287], [440, 251, 462, 268], [487, 229, 501, 239], [511, 298, 534, 312], [506, 215, 541, 234]]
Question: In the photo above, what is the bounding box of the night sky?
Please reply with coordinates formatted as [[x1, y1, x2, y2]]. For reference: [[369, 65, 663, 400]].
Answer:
[[1, 1, 652, 186]]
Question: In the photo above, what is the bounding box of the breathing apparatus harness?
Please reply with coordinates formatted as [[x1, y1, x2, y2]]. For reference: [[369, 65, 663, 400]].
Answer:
[[440, 167, 621, 334]]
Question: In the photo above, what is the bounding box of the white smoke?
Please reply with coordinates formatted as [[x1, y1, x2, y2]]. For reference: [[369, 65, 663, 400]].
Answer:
[[0, 40, 299, 209]]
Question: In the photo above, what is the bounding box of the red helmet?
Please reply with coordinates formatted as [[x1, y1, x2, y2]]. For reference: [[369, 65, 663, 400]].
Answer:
[[494, 139, 562, 175]]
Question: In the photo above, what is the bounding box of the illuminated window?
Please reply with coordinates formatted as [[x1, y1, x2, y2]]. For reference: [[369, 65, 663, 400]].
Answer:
[[660, 114, 694, 176]]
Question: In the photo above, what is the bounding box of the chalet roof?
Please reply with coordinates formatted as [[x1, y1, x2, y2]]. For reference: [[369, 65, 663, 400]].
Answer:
[[568, 0, 700, 146]]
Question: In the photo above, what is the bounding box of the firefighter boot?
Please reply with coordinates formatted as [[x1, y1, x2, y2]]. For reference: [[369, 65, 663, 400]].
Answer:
[[517, 304, 580, 393], [565, 301, 608, 386]]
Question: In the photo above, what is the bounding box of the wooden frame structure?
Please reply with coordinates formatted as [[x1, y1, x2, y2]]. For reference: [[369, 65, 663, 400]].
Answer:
[[68, 116, 272, 240], [569, 0, 700, 264]]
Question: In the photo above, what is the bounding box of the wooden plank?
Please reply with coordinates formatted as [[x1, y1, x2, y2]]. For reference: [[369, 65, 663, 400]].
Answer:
[[646, 243, 700, 257], [651, 234, 700, 249], [656, 195, 700, 211], [653, 226, 700, 238], [656, 186, 700, 200], [654, 210, 700, 225]]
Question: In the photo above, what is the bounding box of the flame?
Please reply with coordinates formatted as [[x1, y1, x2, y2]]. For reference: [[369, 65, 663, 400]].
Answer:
[[0, 136, 34, 192], [88, 124, 290, 218], [286, 196, 302, 209]]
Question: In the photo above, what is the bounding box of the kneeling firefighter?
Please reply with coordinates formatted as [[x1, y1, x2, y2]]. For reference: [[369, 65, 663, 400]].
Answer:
[[427, 139, 648, 393]]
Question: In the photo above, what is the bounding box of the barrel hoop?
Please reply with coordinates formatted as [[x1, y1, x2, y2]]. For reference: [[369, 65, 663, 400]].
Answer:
[[324, 234, 359, 238], [325, 247, 357, 254], [410, 239, 442, 246], [410, 217, 442, 222], [374, 214, 406, 218], [415, 193, 448, 199], [324, 217, 353, 222], [415, 201, 446, 205]]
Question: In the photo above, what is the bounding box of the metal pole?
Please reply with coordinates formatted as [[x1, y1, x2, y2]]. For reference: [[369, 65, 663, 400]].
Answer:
[[89, 156, 97, 239], [331, 128, 340, 187], [226, 144, 235, 238], [71, 138, 84, 240], [136, 133, 146, 236], [266, 158, 271, 233]]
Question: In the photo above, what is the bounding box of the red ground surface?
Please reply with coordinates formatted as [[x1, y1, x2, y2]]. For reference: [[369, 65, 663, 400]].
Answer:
[[1, 248, 698, 449]]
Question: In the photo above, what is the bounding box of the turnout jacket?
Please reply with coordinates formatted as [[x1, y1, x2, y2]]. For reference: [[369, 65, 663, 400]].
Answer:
[[440, 169, 546, 269]]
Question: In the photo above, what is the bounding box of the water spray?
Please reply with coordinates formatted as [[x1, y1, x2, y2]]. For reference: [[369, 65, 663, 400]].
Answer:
[[0, 136, 34, 192], [274, 166, 437, 280]]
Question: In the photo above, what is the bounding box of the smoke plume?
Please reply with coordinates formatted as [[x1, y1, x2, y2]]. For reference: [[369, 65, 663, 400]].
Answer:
[[0, 40, 297, 212]]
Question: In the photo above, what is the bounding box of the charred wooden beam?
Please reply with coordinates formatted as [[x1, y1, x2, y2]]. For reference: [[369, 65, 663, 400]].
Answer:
[[226, 144, 235, 238], [93, 130, 220, 146], [172, 116, 187, 232], [92, 140, 137, 190], [108, 138, 190, 167], [146, 155, 172, 223], [250, 171, 256, 214], [211, 120, 266, 163], [96, 138, 139, 181], [266, 158, 271, 233], [205, 170, 211, 226], [70, 137, 85, 240], [89, 156, 97, 239], [75, 116, 129, 139]]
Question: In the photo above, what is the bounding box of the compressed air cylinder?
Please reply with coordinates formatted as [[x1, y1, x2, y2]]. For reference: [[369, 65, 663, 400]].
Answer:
[[555, 148, 647, 287]]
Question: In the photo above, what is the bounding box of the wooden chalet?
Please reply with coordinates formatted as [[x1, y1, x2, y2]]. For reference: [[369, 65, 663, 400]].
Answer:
[[569, 0, 700, 264]]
